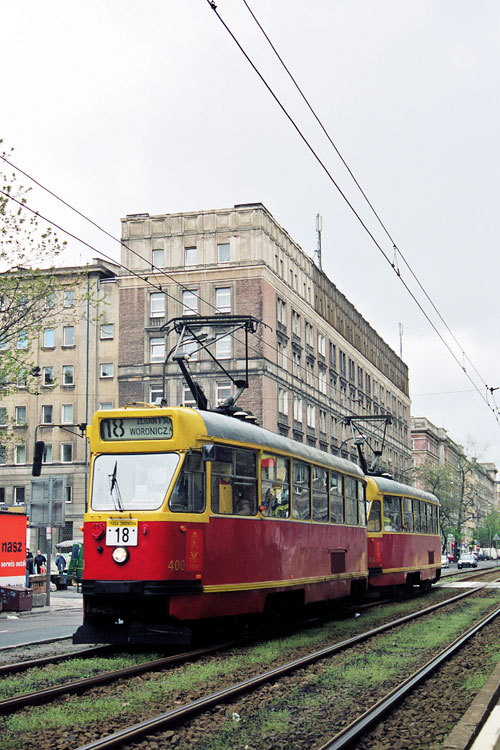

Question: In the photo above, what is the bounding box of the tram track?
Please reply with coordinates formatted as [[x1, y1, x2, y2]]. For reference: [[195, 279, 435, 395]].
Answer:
[[23, 583, 492, 750]]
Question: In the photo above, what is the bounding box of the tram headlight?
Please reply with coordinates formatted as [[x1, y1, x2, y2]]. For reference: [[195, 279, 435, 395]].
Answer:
[[111, 546, 129, 565]]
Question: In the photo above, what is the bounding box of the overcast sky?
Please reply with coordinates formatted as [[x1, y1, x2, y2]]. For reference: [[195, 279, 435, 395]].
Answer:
[[3, 1, 500, 465]]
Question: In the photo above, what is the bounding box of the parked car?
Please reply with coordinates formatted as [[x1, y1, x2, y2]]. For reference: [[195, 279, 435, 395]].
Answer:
[[457, 554, 477, 569], [441, 555, 450, 568]]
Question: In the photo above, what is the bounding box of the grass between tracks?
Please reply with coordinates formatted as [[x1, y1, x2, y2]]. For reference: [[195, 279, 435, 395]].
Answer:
[[0, 593, 498, 749]]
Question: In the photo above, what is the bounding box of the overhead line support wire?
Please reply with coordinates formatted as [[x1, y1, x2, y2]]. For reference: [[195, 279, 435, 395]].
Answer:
[[204, 1, 499, 425]]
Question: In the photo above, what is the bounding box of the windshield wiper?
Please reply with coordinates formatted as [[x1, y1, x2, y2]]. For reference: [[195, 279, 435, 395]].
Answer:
[[109, 461, 124, 512]]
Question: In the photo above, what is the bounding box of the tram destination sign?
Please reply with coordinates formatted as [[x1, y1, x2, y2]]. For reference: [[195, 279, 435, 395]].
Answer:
[[100, 416, 173, 441]]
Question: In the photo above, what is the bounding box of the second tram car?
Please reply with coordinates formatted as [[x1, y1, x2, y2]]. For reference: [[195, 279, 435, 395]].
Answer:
[[74, 406, 368, 645], [365, 476, 441, 593]]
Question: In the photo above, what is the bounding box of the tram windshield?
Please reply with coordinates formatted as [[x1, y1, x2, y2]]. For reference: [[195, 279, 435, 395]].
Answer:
[[91, 452, 180, 511]]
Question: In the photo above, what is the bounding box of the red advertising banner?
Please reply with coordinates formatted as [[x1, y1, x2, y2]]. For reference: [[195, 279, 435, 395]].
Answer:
[[0, 512, 27, 586]]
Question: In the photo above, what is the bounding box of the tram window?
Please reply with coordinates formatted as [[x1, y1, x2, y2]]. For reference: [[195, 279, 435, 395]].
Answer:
[[420, 501, 428, 533], [413, 499, 421, 532], [169, 452, 205, 513], [345, 477, 358, 525], [312, 466, 328, 522], [292, 461, 311, 520], [403, 497, 414, 532], [91, 452, 179, 511], [211, 447, 257, 516], [359, 484, 366, 526], [367, 500, 381, 532], [383, 495, 403, 532], [261, 454, 290, 518], [330, 472, 344, 523]]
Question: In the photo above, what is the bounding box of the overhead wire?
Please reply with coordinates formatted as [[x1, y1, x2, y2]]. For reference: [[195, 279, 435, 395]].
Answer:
[[205, 0, 500, 426]]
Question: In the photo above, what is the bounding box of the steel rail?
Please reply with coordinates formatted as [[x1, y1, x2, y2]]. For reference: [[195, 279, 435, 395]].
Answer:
[[0, 645, 113, 677], [74, 585, 492, 750], [317, 605, 500, 750], [0, 635, 73, 653], [0, 641, 240, 715]]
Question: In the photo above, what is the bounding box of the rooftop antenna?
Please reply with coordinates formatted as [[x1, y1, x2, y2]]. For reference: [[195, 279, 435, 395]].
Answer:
[[315, 213, 323, 270]]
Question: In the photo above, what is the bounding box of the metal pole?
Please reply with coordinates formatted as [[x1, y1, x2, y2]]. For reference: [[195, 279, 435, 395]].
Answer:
[[45, 479, 52, 607]]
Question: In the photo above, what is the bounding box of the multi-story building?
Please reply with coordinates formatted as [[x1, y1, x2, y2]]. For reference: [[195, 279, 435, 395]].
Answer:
[[118, 203, 411, 474], [0, 261, 119, 549], [411, 416, 499, 547]]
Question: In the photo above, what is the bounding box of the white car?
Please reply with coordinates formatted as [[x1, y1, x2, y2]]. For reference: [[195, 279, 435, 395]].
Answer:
[[441, 555, 450, 568]]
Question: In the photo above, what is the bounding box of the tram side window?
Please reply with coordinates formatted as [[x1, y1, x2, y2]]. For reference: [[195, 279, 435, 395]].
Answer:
[[413, 499, 421, 532], [292, 461, 311, 519], [367, 500, 381, 532], [312, 466, 328, 522], [345, 476, 358, 525], [383, 495, 403, 532], [261, 454, 290, 518], [420, 501, 428, 533], [169, 452, 205, 513], [330, 472, 344, 523], [211, 447, 257, 516], [403, 497, 414, 532], [359, 483, 366, 526]]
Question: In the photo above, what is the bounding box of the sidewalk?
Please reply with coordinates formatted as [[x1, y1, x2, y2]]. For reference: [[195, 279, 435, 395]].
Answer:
[[0, 588, 83, 618]]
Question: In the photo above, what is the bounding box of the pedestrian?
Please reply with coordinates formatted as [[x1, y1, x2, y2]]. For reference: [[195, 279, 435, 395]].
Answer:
[[55, 552, 66, 573], [34, 549, 46, 575], [26, 548, 34, 575]]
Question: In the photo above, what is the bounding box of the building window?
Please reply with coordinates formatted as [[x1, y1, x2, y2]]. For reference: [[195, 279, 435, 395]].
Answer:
[[17, 371, 28, 388], [14, 445, 26, 464], [278, 388, 289, 415], [149, 388, 163, 406], [216, 380, 232, 406], [277, 297, 286, 325], [305, 322, 313, 347], [15, 406, 27, 426], [17, 331, 28, 349], [329, 341, 336, 369], [44, 328, 55, 348], [348, 358, 355, 381], [61, 443, 73, 463], [292, 310, 300, 336], [150, 292, 166, 318], [0, 447, 5, 465], [62, 365, 74, 386], [183, 339, 198, 360], [0, 408, 7, 426], [339, 350, 346, 376], [152, 248, 164, 267], [182, 290, 198, 316], [318, 367, 327, 394], [100, 324, 114, 339], [215, 287, 231, 313], [182, 384, 196, 407], [14, 487, 25, 505], [306, 361, 314, 386], [306, 404, 316, 428], [63, 290, 75, 308], [185, 246, 197, 266], [65, 486, 73, 504], [100, 363, 114, 378], [150, 337, 165, 362], [63, 326, 75, 347], [43, 444, 53, 463], [318, 333, 326, 357], [42, 405, 53, 424], [319, 410, 327, 433], [277, 341, 286, 369], [217, 243, 230, 262], [0, 488, 4, 502], [293, 396, 303, 422], [99, 402, 113, 410], [215, 330, 232, 359], [61, 404, 74, 424], [292, 351, 301, 378]]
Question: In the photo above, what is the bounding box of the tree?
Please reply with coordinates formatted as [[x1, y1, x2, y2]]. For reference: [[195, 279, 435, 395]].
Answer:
[[0, 143, 80, 396], [415, 450, 481, 556]]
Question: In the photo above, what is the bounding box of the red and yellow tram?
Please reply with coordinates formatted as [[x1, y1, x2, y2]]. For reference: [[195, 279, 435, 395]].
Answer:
[[74, 406, 368, 645], [365, 475, 441, 592]]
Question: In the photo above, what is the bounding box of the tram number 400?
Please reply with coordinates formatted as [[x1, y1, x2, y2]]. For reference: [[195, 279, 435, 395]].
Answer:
[[168, 559, 186, 572]]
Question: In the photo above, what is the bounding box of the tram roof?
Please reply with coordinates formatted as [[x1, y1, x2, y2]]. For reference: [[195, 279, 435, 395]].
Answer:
[[198, 409, 365, 479], [367, 475, 440, 504]]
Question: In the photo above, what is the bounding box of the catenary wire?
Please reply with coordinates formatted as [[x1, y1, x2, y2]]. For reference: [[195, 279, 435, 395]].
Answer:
[[241, 0, 492, 398], [204, 0, 500, 426]]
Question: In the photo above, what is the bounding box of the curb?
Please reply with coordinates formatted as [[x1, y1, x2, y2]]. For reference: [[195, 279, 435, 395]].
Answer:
[[444, 659, 500, 750]]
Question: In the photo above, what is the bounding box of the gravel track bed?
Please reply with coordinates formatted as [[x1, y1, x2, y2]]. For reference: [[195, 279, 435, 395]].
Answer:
[[0, 641, 85, 668], [3, 588, 497, 750]]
